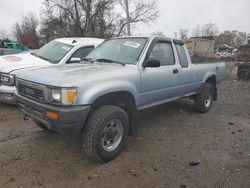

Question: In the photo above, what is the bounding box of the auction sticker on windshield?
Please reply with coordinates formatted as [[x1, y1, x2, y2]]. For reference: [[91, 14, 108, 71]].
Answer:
[[123, 41, 141, 48], [2, 56, 22, 62], [62, 46, 71, 51]]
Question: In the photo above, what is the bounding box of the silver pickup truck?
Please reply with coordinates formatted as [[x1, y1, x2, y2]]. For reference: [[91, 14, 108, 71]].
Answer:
[[14, 36, 225, 163]]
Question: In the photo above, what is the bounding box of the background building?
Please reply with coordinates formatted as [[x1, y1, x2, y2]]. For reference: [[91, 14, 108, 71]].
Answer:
[[185, 36, 215, 58]]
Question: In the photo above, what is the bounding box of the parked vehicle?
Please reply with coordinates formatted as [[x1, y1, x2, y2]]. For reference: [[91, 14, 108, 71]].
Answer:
[[0, 39, 29, 56], [14, 36, 225, 163], [236, 43, 250, 80], [214, 44, 234, 53], [214, 44, 237, 59], [0, 38, 104, 104]]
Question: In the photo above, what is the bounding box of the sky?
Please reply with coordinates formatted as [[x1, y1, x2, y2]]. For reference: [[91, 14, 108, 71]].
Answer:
[[0, 0, 250, 38], [0, 0, 42, 31], [134, 0, 250, 37]]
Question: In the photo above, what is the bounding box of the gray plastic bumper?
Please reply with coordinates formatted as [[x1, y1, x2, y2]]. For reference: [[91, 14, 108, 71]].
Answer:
[[15, 93, 91, 135]]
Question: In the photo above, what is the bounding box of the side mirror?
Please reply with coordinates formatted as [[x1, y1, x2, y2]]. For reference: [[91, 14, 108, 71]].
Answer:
[[68, 57, 81, 63], [143, 59, 161, 68]]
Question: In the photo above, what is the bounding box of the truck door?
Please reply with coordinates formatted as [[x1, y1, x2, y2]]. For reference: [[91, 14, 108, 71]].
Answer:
[[139, 39, 181, 108], [174, 43, 198, 95]]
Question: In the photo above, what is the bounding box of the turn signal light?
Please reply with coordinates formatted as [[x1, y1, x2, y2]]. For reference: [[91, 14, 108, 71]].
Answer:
[[46, 111, 59, 120], [66, 90, 77, 104]]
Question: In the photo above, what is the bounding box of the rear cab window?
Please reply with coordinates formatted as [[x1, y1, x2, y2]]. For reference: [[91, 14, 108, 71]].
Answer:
[[175, 44, 189, 68]]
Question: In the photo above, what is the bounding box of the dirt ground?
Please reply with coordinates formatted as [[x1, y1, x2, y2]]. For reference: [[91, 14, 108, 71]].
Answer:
[[0, 62, 250, 188]]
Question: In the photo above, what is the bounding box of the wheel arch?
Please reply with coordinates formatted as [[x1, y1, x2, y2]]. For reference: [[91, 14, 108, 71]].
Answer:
[[84, 91, 137, 136], [91, 91, 136, 110], [205, 75, 217, 101]]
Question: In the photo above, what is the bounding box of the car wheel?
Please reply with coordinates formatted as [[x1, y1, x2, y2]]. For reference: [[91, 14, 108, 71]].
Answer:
[[194, 83, 214, 113], [82, 105, 129, 163]]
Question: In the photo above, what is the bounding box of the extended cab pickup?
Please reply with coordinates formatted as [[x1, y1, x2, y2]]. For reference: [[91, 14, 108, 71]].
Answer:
[[14, 36, 225, 163], [0, 38, 104, 104]]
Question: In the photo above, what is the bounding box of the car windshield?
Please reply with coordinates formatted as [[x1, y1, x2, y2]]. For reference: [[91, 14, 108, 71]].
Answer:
[[33, 40, 73, 64], [86, 37, 148, 65]]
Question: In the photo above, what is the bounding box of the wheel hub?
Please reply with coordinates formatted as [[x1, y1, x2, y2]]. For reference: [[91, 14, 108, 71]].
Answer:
[[205, 92, 212, 108], [101, 119, 123, 152]]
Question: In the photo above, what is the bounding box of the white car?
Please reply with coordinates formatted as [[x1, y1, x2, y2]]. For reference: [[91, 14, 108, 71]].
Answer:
[[0, 37, 104, 104]]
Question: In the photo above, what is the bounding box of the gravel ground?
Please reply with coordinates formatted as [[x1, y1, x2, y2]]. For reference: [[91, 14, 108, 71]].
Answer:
[[0, 63, 250, 188]]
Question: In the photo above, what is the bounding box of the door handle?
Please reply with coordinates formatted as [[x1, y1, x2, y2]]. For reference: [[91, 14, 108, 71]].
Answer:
[[173, 69, 179, 74]]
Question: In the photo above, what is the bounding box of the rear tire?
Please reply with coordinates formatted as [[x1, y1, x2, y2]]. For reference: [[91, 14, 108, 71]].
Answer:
[[82, 105, 129, 163], [194, 83, 214, 113]]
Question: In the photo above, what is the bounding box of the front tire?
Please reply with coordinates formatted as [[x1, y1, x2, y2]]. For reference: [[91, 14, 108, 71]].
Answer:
[[194, 83, 214, 113], [82, 105, 129, 163]]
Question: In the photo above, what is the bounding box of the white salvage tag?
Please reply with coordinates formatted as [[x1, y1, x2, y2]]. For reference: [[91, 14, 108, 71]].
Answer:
[[62, 46, 71, 51], [2, 56, 22, 62], [123, 41, 141, 48]]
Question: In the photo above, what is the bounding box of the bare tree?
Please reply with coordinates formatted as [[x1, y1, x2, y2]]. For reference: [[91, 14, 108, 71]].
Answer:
[[179, 29, 188, 40], [192, 23, 218, 37], [40, 0, 115, 42], [151, 31, 165, 36], [215, 30, 247, 48], [174, 32, 178, 38], [39, 0, 159, 41], [192, 25, 201, 37], [230, 30, 247, 48], [201, 23, 218, 36], [0, 29, 9, 39], [12, 13, 40, 48], [116, 0, 159, 36]]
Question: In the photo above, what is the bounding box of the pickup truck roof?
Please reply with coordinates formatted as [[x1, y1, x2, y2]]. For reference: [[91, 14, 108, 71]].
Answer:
[[111, 36, 185, 48], [55, 38, 104, 47]]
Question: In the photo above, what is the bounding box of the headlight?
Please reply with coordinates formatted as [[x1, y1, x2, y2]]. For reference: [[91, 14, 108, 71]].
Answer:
[[51, 89, 61, 102], [0, 73, 15, 86], [50, 88, 77, 105]]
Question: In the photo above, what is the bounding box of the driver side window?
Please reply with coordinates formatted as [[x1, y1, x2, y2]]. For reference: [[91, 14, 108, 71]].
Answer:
[[149, 42, 175, 66], [72, 46, 94, 60]]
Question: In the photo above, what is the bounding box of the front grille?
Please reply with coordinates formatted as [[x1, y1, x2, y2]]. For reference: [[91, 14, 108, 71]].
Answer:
[[18, 83, 45, 101]]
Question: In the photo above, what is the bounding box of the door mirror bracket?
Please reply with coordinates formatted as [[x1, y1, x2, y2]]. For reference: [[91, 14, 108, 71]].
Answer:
[[68, 57, 81, 63], [143, 59, 161, 68]]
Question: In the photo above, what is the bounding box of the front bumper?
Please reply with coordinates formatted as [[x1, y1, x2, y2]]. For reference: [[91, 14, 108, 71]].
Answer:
[[15, 92, 91, 135], [0, 85, 16, 104]]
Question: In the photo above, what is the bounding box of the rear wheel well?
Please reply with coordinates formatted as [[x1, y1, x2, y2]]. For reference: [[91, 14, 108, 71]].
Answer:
[[205, 75, 217, 100], [206, 75, 216, 86], [88, 92, 137, 136]]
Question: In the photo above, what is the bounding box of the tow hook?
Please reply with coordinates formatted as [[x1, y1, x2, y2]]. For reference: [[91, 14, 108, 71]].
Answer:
[[23, 115, 29, 121]]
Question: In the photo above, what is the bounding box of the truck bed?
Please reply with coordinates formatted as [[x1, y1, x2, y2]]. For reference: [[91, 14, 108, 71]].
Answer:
[[193, 61, 225, 83]]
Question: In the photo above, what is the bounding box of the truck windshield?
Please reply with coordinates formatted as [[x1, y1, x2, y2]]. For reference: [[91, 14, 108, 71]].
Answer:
[[33, 41, 73, 64], [86, 38, 148, 65]]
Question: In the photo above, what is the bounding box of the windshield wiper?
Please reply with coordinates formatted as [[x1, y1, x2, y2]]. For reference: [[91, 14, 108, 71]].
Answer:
[[96, 58, 125, 66], [31, 53, 50, 62], [82, 57, 94, 63]]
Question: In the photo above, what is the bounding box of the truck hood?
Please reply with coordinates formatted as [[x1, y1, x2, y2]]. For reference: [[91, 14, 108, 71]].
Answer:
[[0, 53, 51, 74], [16, 63, 134, 87]]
